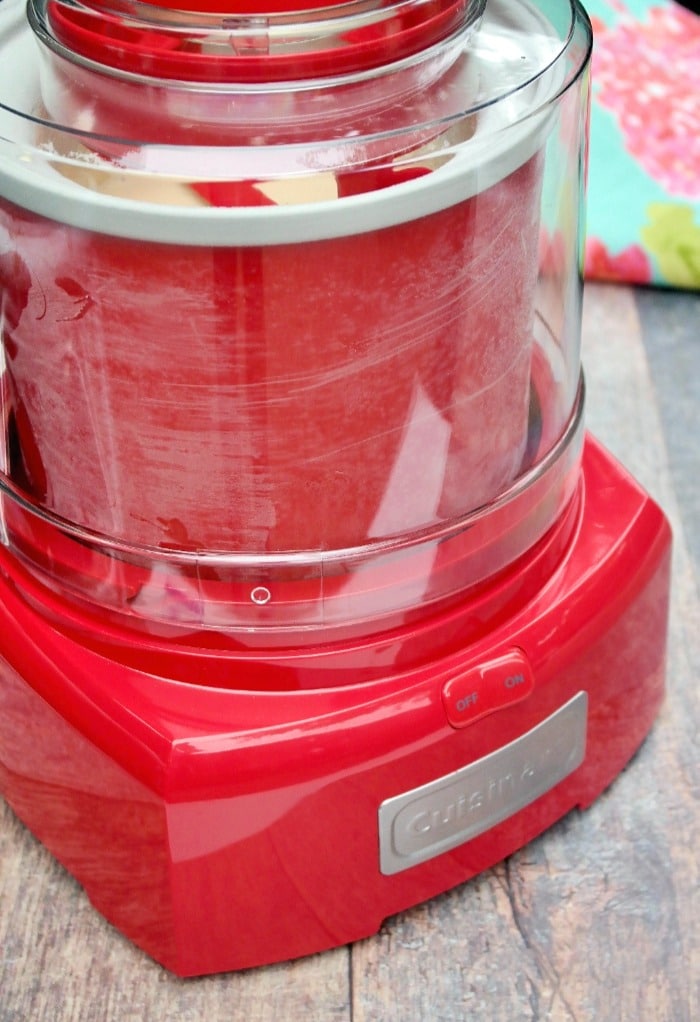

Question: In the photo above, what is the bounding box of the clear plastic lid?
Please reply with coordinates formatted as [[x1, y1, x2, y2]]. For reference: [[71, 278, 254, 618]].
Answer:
[[0, 0, 592, 644], [39, 0, 485, 83]]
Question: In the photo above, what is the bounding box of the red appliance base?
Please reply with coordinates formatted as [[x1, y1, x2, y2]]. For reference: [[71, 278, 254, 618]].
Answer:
[[0, 436, 671, 976]]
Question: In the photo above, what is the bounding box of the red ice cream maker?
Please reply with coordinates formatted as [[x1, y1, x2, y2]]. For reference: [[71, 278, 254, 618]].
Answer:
[[0, 0, 671, 976]]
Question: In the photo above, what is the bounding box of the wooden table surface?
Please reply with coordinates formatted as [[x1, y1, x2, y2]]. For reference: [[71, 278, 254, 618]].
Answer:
[[1, 282, 698, 1021]]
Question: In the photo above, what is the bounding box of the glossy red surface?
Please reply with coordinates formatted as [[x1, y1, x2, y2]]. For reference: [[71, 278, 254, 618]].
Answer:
[[0, 437, 671, 975], [46, 0, 470, 82]]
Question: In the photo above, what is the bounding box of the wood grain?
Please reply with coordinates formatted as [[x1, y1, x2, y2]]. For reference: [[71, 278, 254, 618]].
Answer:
[[1, 283, 698, 1021]]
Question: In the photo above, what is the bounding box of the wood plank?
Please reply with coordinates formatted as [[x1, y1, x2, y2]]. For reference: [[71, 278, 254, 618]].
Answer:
[[634, 287, 700, 576], [0, 799, 350, 1019], [2, 284, 697, 1019], [582, 283, 699, 1021], [351, 284, 699, 1022]]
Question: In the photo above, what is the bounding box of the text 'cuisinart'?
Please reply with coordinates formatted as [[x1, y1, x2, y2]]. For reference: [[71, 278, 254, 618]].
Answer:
[[378, 692, 588, 875]]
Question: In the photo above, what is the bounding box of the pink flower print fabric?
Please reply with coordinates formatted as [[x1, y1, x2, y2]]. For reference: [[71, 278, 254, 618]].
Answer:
[[584, 0, 700, 289]]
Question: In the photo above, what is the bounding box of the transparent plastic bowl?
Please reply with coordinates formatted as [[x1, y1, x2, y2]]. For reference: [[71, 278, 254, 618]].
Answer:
[[0, 0, 592, 642]]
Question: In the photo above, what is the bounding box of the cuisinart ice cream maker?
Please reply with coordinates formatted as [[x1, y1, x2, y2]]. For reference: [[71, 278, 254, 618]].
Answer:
[[0, 0, 671, 976]]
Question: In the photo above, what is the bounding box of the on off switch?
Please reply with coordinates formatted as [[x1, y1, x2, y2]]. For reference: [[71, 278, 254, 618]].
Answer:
[[442, 649, 535, 729]]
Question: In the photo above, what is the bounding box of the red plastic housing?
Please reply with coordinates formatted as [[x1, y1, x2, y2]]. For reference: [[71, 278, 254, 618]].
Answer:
[[0, 437, 671, 975]]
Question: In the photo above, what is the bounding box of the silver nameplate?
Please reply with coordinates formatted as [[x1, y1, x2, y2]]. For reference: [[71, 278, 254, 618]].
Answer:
[[379, 691, 588, 875]]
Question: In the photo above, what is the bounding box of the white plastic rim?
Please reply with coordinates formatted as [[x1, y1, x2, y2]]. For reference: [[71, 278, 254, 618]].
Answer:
[[0, 0, 587, 244]]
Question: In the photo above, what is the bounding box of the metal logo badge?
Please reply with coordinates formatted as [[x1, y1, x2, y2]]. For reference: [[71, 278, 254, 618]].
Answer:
[[379, 691, 588, 875]]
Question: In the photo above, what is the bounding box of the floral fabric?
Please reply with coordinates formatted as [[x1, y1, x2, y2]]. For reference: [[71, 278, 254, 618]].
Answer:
[[585, 0, 700, 288]]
